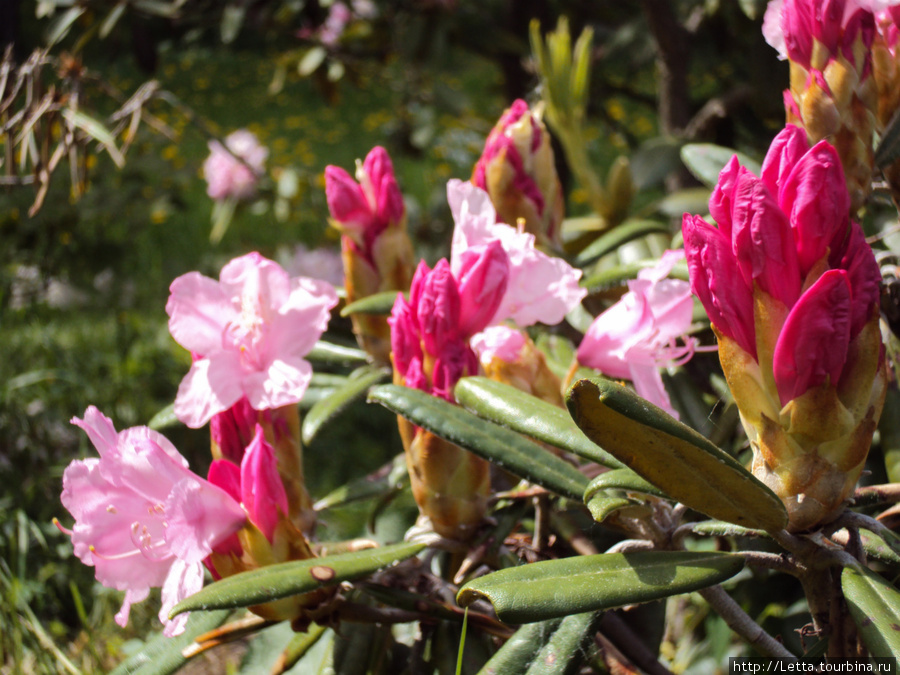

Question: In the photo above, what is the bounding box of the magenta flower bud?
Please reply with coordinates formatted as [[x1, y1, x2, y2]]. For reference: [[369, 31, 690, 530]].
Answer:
[[455, 240, 510, 338], [324, 165, 373, 231], [325, 146, 405, 248], [431, 341, 479, 402], [708, 156, 743, 238], [362, 146, 405, 228], [684, 127, 886, 530], [387, 293, 423, 380], [240, 424, 289, 543], [773, 269, 852, 405], [210, 397, 257, 464], [682, 214, 756, 358], [414, 259, 462, 357], [206, 460, 244, 557]]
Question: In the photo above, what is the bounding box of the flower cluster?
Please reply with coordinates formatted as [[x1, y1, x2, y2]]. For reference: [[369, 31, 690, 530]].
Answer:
[[58, 408, 247, 636], [683, 124, 886, 530]]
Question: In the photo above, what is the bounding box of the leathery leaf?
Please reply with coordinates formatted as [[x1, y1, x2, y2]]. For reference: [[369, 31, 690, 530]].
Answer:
[[566, 377, 787, 532]]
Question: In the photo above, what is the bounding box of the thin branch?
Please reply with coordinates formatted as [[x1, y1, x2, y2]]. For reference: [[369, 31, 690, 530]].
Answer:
[[698, 585, 795, 658], [599, 611, 676, 675]]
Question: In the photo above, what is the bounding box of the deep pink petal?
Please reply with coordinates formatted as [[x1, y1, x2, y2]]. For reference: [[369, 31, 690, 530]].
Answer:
[[760, 124, 809, 197], [682, 214, 756, 357], [388, 293, 423, 379], [837, 221, 882, 337], [415, 259, 462, 356], [325, 164, 372, 231], [240, 425, 289, 542], [779, 140, 851, 275], [708, 156, 743, 238], [773, 269, 852, 405], [456, 241, 510, 337], [730, 171, 801, 306]]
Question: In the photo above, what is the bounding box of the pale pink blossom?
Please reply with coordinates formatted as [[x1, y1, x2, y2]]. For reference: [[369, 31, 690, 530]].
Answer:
[[203, 130, 268, 201], [470, 325, 528, 366], [58, 407, 246, 636], [448, 179, 585, 327], [577, 251, 698, 418], [167, 252, 338, 428]]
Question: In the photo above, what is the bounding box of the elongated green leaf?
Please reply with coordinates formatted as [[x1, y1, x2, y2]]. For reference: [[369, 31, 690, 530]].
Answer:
[[680, 144, 761, 189], [524, 612, 601, 675], [584, 468, 667, 502], [273, 623, 328, 674], [108, 610, 231, 675], [842, 565, 900, 657], [458, 551, 744, 624], [369, 385, 589, 500], [298, 46, 327, 76], [581, 259, 690, 294], [302, 367, 389, 444], [307, 340, 369, 365], [454, 377, 623, 468], [876, 109, 900, 169], [566, 378, 787, 532], [147, 402, 178, 431], [341, 291, 405, 317], [574, 219, 670, 267], [313, 454, 408, 511], [585, 494, 644, 524], [656, 188, 713, 218], [61, 110, 126, 167], [170, 542, 424, 616], [479, 619, 563, 675]]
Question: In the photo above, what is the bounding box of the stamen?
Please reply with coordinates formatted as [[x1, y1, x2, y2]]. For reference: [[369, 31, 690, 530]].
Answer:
[[106, 505, 117, 514], [53, 517, 73, 537]]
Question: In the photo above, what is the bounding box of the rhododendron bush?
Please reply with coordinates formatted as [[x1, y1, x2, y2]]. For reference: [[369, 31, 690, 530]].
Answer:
[[10, 1, 900, 673]]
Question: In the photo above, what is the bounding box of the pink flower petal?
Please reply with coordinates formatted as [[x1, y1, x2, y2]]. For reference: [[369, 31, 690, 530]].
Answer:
[[471, 325, 528, 365], [240, 425, 289, 542], [159, 558, 204, 637], [773, 269, 852, 405], [165, 478, 246, 564], [174, 356, 245, 429], [166, 272, 235, 356]]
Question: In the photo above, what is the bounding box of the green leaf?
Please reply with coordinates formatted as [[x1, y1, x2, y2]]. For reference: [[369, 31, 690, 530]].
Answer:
[[170, 541, 425, 616], [99, 2, 126, 39], [340, 290, 404, 317], [876, 109, 900, 169], [584, 468, 667, 501], [457, 551, 744, 624], [307, 340, 369, 365], [454, 377, 623, 469], [479, 619, 564, 675], [574, 219, 671, 267], [108, 610, 231, 675], [842, 565, 900, 657], [656, 188, 713, 218], [147, 403, 178, 431], [45, 6, 85, 46], [566, 378, 788, 532], [301, 366, 389, 445], [585, 493, 644, 524], [274, 624, 328, 674], [298, 46, 327, 77], [368, 384, 589, 500], [209, 196, 236, 244], [61, 110, 126, 167], [581, 259, 689, 294], [680, 144, 761, 189], [524, 611, 602, 675], [313, 454, 408, 511]]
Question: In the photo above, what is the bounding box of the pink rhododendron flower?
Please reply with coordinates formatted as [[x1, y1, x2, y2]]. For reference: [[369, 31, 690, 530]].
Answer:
[[577, 250, 698, 418], [448, 179, 585, 328], [203, 130, 268, 201], [167, 252, 338, 428], [58, 407, 246, 636]]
